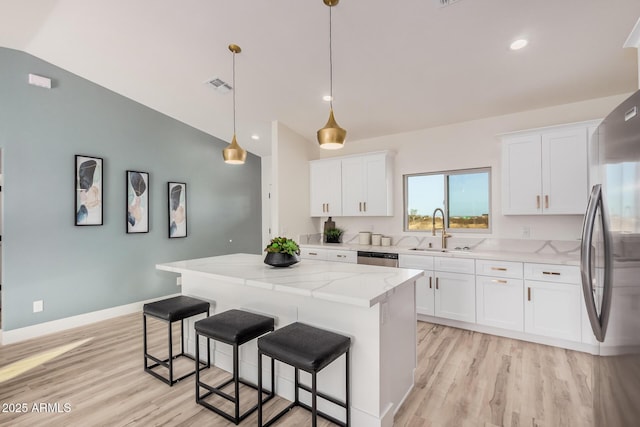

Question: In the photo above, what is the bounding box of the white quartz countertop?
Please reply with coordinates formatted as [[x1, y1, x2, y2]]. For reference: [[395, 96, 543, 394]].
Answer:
[[300, 243, 580, 266], [156, 253, 424, 308]]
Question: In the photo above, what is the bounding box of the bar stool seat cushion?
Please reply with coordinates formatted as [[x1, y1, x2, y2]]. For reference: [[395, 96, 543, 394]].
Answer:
[[195, 309, 275, 345], [143, 295, 210, 322], [258, 322, 350, 372]]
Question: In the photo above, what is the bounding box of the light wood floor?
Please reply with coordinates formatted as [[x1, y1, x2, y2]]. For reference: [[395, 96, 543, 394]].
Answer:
[[0, 314, 593, 426]]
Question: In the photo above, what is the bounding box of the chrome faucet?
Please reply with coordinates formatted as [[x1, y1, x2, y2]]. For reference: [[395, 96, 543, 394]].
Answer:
[[432, 208, 451, 249]]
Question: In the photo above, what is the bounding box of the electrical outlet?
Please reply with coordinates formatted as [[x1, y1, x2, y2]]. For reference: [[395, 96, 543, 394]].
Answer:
[[33, 300, 43, 313], [521, 226, 531, 239]]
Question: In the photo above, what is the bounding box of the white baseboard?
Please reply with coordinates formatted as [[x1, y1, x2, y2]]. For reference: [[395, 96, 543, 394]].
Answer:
[[417, 314, 599, 355], [1, 293, 181, 345]]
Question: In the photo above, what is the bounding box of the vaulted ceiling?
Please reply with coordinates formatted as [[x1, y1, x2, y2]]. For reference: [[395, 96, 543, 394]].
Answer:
[[1, 0, 639, 157]]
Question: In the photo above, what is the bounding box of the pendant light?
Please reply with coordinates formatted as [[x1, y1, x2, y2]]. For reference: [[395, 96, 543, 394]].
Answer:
[[317, 0, 347, 150], [223, 44, 247, 164]]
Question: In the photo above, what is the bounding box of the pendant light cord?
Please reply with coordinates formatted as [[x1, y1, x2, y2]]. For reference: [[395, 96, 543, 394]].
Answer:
[[329, 4, 333, 110], [232, 50, 237, 135]]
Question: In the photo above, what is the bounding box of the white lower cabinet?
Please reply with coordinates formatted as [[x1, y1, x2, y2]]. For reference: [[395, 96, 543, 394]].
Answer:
[[475, 259, 524, 332], [414, 274, 435, 316], [356, 250, 587, 351], [401, 255, 475, 321], [524, 280, 582, 342], [299, 247, 356, 263], [523, 263, 582, 342], [327, 249, 356, 263], [434, 271, 476, 323], [476, 276, 524, 331], [300, 247, 328, 260], [398, 254, 434, 316]]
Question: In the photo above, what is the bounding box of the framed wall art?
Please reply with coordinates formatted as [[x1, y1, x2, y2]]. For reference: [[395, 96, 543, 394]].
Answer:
[[168, 182, 187, 238], [75, 155, 103, 226], [126, 170, 149, 233]]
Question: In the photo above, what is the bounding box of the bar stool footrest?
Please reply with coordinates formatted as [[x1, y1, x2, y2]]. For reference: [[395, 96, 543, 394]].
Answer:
[[197, 377, 274, 424]]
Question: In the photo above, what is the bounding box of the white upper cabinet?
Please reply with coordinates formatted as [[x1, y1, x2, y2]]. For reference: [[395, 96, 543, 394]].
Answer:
[[310, 151, 393, 217], [309, 158, 342, 216], [541, 128, 589, 214], [501, 121, 598, 215], [341, 152, 393, 216], [502, 134, 543, 214]]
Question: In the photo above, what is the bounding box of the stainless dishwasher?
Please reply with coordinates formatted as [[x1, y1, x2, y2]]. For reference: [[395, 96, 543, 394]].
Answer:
[[356, 251, 399, 267]]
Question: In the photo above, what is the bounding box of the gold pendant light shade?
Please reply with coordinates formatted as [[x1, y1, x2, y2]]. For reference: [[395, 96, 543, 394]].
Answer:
[[222, 134, 247, 164], [317, 108, 346, 150], [223, 44, 247, 165], [317, 0, 346, 150]]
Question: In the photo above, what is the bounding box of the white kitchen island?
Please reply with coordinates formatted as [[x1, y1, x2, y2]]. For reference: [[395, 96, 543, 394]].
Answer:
[[156, 253, 423, 427]]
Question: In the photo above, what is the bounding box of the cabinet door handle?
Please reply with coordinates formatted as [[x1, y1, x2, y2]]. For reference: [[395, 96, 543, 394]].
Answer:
[[545, 195, 549, 209], [359, 202, 362, 212], [429, 277, 432, 289], [536, 195, 541, 209], [309, 252, 318, 256], [527, 287, 531, 301], [542, 271, 561, 276], [337, 255, 345, 258], [492, 279, 508, 284], [327, 203, 329, 212], [435, 277, 439, 290], [491, 267, 507, 271], [364, 202, 367, 212]]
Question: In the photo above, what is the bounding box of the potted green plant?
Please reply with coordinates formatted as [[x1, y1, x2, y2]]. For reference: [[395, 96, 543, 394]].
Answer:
[[324, 227, 344, 244], [263, 236, 300, 267]]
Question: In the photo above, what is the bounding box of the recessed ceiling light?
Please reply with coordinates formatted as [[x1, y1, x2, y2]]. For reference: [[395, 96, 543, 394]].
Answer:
[[510, 39, 528, 50], [322, 95, 333, 102], [251, 134, 260, 140]]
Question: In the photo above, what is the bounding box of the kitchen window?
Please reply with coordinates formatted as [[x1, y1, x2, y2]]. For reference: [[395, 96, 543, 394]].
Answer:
[[404, 167, 491, 232]]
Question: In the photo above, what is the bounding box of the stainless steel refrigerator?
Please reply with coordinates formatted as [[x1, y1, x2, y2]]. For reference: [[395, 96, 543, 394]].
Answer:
[[581, 89, 640, 427]]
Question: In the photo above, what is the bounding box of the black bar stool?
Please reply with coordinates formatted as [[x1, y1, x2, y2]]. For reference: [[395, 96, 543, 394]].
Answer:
[[257, 322, 351, 427], [195, 309, 275, 425], [143, 295, 210, 386]]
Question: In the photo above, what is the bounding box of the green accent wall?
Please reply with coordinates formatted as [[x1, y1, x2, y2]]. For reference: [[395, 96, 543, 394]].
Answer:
[[0, 48, 262, 330]]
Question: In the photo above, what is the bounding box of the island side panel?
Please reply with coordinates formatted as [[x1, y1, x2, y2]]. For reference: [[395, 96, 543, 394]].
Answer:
[[179, 271, 388, 426], [381, 278, 418, 422]]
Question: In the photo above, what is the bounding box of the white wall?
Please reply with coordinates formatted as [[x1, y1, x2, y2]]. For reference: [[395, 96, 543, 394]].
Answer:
[[271, 121, 319, 240], [313, 93, 630, 241]]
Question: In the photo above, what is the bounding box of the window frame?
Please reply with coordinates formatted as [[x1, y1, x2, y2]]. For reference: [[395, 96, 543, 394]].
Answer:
[[403, 167, 492, 233]]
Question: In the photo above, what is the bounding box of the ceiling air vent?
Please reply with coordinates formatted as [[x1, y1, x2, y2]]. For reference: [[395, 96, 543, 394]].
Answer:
[[435, 0, 462, 8], [205, 77, 232, 94]]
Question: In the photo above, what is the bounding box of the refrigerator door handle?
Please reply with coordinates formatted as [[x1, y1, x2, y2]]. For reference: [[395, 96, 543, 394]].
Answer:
[[580, 184, 613, 342]]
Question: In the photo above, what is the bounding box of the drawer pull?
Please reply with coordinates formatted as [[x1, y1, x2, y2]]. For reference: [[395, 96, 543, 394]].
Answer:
[[492, 279, 508, 284], [309, 252, 318, 256], [491, 267, 507, 271], [337, 255, 345, 258], [542, 271, 561, 276], [528, 287, 531, 301], [429, 277, 432, 289]]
